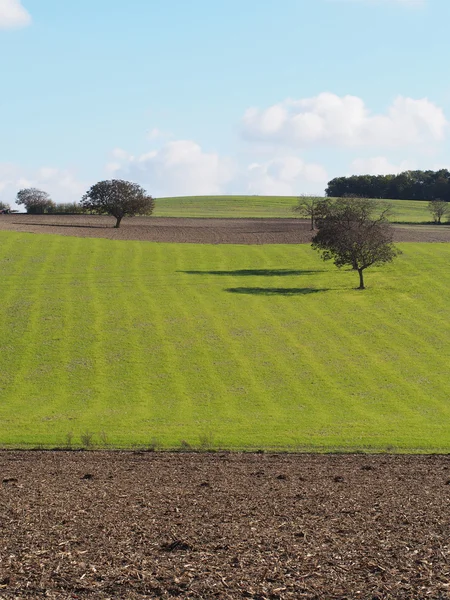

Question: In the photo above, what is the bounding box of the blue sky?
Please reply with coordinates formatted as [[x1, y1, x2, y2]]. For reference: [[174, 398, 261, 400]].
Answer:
[[1, 0, 449, 206]]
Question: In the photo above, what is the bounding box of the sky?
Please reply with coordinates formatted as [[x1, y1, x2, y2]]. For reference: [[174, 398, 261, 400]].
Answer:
[[1, 0, 450, 208]]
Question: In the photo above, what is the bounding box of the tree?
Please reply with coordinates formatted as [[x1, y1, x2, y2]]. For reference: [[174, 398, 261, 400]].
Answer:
[[0, 201, 11, 214], [81, 179, 155, 228], [293, 195, 327, 230], [16, 188, 55, 214], [427, 198, 449, 224], [312, 197, 401, 290]]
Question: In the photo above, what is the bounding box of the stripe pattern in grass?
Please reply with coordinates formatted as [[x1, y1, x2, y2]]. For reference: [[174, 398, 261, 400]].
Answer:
[[0, 232, 449, 451]]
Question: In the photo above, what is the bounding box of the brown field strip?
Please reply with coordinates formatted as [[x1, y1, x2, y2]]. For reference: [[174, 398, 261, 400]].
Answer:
[[0, 452, 449, 599], [1, 214, 450, 243]]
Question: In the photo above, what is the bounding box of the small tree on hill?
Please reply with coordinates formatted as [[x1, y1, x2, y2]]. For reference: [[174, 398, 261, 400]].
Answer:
[[312, 197, 401, 290], [16, 188, 55, 214], [81, 179, 154, 228], [293, 195, 328, 230], [428, 198, 449, 224]]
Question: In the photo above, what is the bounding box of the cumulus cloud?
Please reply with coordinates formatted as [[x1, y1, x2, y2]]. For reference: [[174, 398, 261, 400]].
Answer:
[[107, 139, 329, 197], [242, 93, 447, 149], [0, 0, 31, 29], [350, 156, 416, 175], [0, 163, 86, 209], [245, 157, 328, 196], [107, 140, 235, 196]]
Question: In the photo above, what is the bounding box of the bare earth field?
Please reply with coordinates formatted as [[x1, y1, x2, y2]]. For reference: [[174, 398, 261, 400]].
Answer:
[[1, 214, 450, 244], [0, 452, 449, 599]]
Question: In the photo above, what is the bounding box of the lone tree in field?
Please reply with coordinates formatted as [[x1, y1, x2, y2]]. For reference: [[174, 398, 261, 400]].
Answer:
[[16, 188, 55, 214], [81, 179, 155, 228], [428, 198, 449, 224], [294, 195, 328, 230], [312, 197, 401, 290]]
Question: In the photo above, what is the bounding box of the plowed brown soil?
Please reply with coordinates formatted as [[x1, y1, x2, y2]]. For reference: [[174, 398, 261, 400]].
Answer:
[[0, 452, 449, 599], [1, 214, 450, 244]]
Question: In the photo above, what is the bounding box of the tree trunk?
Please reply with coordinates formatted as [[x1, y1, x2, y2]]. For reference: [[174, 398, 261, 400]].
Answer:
[[310, 215, 315, 231], [115, 215, 123, 228], [358, 268, 365, 290]]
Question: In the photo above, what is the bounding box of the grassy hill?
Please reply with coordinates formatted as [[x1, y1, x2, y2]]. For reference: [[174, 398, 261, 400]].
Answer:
[[0, 231, 449, 451], [154, 195, 434, 223]]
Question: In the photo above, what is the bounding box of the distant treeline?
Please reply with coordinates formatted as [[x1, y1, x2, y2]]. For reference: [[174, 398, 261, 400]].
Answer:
[[326, 169, 450, 201]]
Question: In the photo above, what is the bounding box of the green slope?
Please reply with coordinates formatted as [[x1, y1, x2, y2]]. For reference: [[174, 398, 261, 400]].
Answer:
[[0, 232, 449, 451], [154, 195, 437, 223]]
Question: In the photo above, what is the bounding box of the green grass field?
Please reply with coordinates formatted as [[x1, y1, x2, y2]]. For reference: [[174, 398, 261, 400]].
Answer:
[[1, 231, 449, 451], [155, 195, 436, 223]]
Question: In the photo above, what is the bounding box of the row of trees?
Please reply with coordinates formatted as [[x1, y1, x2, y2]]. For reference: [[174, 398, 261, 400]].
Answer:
[[5, 181, 155, 228], [326, 169, 450, 201]]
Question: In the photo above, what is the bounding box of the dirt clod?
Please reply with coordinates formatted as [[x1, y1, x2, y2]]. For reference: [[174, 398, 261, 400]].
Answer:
[[2, 477, 18, 484], [161, 540, 193, 552]]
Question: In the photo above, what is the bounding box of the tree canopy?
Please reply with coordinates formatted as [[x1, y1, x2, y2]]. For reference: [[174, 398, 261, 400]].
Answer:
[[312, 197, 401, 289], [326, 169, 450, 201], [16, 188, 55, 214], [81, 180, 155, 228], [428, 199, 449, 224], [293, 195, 326, 230]]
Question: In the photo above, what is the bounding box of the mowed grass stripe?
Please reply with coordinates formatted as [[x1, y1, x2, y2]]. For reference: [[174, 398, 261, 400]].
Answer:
[[120, 241, 164, 440], [1, 232, 450, 450], [129, 242, 195, 442], [49, 236, 81, 438], [168, 244, 235, 437], [92, 241, 144, 442], [1, 236, 64, 439], [177, 247, 274, 443], [74, 240, 109, 434], [0, 235, 36, 398]]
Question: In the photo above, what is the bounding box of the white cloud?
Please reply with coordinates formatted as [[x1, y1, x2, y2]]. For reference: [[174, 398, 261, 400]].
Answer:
[[245, 157, 328, 196], [108, 140, 235, 196], [350, 157, 416, 175], [0, 0, 31, 29], [242, 93, 447, 149], [107, 139, 329, 197], [0, 163, 86, 209], [147, 127, 172, 141]]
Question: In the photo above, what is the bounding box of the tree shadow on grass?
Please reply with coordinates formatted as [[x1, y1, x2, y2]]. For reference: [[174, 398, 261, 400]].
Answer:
[[181, 269, 324, 277], [225, 287, 329, 296]]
